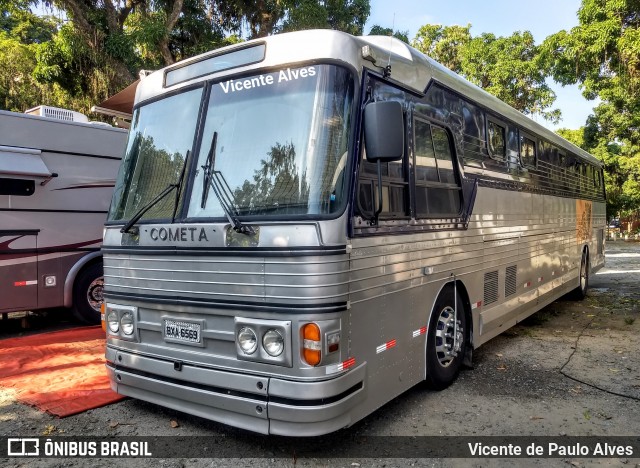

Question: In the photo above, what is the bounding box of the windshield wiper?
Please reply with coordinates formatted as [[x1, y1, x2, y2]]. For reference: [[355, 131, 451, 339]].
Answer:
[[121, 150, 190, 234], [120, 184, 177, 234], [201, 131, 255, 236]]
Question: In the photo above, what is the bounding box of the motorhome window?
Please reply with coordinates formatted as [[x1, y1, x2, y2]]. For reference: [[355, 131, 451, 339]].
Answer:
[[187, 65, 354, 219], [165, 44, 265, 87], [414, 120, 461, 217], [108, 87, 203, 222], [520, 135, 536, 168], [0, 178, 35, 196], [487, 120, 506, 160]]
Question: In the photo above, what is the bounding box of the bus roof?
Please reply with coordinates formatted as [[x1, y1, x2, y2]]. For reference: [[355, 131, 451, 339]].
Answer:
[[135, 29, 600, 167]]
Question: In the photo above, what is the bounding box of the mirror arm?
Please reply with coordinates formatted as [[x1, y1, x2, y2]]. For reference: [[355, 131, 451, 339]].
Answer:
[[372, 159, 383, 226]]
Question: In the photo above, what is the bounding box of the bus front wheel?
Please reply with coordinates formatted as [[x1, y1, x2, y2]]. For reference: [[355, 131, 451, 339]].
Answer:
[[425, 285, 466, 390], [71, 262, 104, 325]]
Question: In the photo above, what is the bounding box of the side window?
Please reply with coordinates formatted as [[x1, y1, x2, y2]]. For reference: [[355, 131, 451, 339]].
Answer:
[[414, 119, 462, 218], [358, 150, 408, 217], [357, 84, 408, 219], [557, 151, 566, 184], [0, 178, 35, 196], [520, 135, 537, 168], [487, 120, 506, 160]]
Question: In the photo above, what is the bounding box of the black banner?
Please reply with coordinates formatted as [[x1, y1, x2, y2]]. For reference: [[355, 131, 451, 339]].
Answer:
[[2, 436, 640, 459]]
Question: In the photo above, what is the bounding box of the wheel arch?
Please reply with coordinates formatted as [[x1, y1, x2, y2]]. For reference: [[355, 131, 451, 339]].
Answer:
[[423, 279, 474, 380], [63, 252, 103, 308]]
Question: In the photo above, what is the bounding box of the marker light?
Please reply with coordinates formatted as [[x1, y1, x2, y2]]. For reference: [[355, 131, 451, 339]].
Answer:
[[263, 329, 284, 357], [238, 327, 258, 354], [107, 310, 119, 333], [302, 323, 321, 366], [101, 303, 106, 332], [327, 331, 340, 353], [120, 311, 134, 336]]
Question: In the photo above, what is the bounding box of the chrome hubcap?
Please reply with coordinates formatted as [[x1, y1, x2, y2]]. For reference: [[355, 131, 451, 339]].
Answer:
[[87, 277, 104, 312], [435, 305, 463, 367]]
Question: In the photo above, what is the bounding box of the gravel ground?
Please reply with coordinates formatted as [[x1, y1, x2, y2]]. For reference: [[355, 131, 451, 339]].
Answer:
[[1, 241, 639, 467]]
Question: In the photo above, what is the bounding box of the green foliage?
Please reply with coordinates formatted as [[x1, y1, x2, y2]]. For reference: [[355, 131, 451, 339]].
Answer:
[[412, 24, 560, 122], [545, 0, 640, 218], [413, 24, 471, 71], [1, 7, 57, 44], [0, 0, 372, 114], [281, 0, 371, 36], [234, 142, 310, 212], [368, 25, 409, 43], [0, 31, 42, 111]]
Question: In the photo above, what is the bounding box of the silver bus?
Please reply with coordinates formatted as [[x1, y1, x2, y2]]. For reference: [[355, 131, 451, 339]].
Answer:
[[103, 30, 606, 436], [0, 107, 127, 324]]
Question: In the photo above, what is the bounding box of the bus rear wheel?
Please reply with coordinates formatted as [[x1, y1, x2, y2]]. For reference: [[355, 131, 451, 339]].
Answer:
[[569, 249, 589, 300], [425, 285, 466, 390], [71, 262, 104, 325]]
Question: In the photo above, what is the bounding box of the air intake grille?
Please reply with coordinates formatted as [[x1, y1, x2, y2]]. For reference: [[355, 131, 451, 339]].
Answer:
[[505, 265, 517, 297], [484, 270, 499, 305]]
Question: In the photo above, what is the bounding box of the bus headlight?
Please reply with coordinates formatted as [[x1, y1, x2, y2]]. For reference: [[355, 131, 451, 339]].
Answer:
[[262, 329, 284, 357], [238, 327, 258, 354], [120, 311, 135, 336], [107, 310, 119, 333]]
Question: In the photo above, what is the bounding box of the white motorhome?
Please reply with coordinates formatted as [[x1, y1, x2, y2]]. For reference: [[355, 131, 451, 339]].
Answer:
[[0, 106, 127, 323]]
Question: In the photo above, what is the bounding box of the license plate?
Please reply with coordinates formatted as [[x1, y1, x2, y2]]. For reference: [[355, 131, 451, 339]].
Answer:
[[163, 319, 202, 345]]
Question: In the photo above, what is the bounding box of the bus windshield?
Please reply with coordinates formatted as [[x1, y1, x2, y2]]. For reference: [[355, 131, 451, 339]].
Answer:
[[188, 64, 354, 219]]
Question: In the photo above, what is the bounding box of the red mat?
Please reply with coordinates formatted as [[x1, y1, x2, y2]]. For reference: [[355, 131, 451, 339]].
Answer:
[[0, 326, 125, 417]]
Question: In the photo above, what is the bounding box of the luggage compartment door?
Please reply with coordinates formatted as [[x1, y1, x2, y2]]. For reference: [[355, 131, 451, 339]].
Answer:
[[0, 230, 39, 312]]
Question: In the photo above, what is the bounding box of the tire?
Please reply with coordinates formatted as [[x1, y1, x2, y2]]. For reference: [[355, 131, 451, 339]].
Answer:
[[569, 249, 589, 300], [71, 262, 104, 325], [425, 285, 466, 390]]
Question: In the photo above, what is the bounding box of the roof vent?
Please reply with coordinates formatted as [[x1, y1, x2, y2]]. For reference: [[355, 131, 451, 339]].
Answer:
[[24, 105, 89, 123]]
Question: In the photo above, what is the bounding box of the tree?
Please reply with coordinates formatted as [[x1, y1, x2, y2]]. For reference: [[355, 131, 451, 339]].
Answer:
[[412, 24, 560, 122], [368, 25, 409, 44], [544, 0, 640, 220], [234, 142, 309, 212], [19, 0, 370, 106], [0, 4, 94, 112], [412, 24, 471, 71]]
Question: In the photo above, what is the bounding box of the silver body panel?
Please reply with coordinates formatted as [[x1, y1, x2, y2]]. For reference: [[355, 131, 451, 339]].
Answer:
[[0, 110, 127, 313], [104, 30, 606, 435]]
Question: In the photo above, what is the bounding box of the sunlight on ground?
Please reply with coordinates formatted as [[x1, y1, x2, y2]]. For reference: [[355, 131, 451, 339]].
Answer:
[[596, 270, 640, 275]]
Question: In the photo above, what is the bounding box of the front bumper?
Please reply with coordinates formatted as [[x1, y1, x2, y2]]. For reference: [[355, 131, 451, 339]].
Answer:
[[106, 347, 367, 436]]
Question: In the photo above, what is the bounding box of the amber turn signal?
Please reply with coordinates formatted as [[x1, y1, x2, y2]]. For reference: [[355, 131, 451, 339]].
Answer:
[[302, 323, 321, 366]]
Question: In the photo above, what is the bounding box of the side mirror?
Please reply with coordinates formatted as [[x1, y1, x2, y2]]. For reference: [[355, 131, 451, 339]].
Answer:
[[364, 101, 404, 162]]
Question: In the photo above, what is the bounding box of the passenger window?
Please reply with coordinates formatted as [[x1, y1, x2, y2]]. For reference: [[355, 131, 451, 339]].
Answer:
[[414, 119, 461, 217], [487, 121, 506, 160], [520, 136, 536, 168], [415, 121, 438, 183]]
